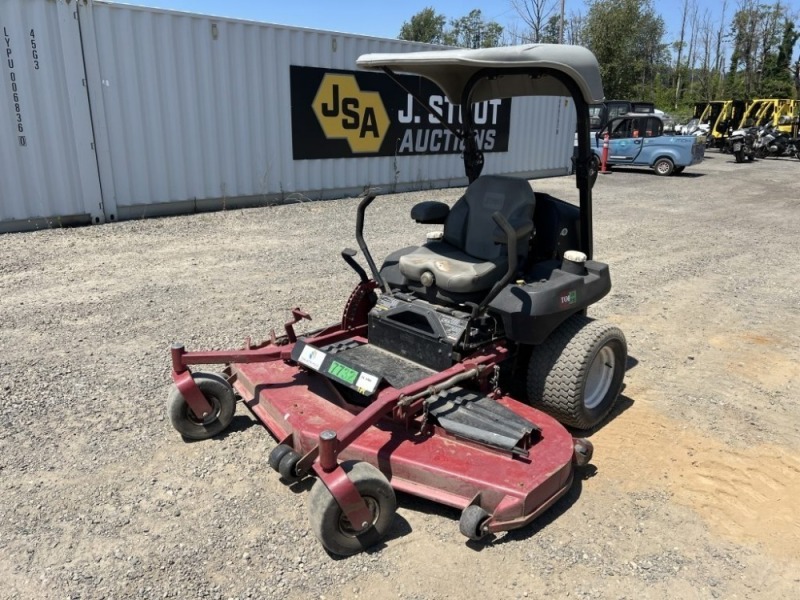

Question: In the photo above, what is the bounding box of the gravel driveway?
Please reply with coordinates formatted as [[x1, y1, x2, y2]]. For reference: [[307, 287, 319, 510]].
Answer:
[[1, 152, 799, 599]]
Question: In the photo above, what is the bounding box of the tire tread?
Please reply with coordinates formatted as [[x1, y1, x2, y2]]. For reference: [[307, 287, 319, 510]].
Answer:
[[527, 315, 626, 429]]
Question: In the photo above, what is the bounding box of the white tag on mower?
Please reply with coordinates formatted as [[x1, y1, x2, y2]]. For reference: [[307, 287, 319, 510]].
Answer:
[[298, 345, 326, 371], [355, 372, 380, 395]]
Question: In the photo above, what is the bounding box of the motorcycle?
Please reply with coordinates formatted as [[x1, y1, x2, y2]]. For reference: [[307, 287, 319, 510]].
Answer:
[[726, 126, 756, 163], [753, 124, 797, 159]]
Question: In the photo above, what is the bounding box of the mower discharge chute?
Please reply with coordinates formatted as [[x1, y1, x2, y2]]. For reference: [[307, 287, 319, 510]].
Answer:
[[166, 44, 627, 556]]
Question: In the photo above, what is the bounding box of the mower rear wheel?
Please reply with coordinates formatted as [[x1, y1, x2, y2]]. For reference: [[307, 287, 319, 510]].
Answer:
[[308, 461, 396, 556], [527, 315, 627, 430], [459, 505, 490, 541], [268, 444, 294, 472], [167, 372, 235, 440]]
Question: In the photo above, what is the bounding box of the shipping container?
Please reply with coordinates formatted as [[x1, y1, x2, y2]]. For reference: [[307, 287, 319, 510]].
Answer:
[[1, 0, 577, 233], [1, 0, 103, 233]]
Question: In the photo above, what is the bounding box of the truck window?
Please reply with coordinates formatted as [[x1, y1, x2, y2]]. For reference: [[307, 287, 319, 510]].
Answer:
[[589, 105, 603, 129], [644, 117, 663, 137], [608, 105, 628, 120], [610, 119, 631, 138]]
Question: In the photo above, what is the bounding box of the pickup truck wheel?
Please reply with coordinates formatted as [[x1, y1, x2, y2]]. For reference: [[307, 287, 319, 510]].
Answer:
[[653, 157, 674, 176]]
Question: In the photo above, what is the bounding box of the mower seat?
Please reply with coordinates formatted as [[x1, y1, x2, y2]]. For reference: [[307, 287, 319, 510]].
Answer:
[[398, 175, 535, 294]]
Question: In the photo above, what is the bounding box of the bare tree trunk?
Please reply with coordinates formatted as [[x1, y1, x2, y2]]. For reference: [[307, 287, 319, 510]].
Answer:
[[502, 21, 531, 45], [566, 12, 583, 45], [674, 0, 690, 108], [740, 0, 759, 97], [713, 0, 728, 97], [687, 3, 700, 92], [511, 0, 557, 43], [700, 12, 713, 100], [756, 2, 781, 91]]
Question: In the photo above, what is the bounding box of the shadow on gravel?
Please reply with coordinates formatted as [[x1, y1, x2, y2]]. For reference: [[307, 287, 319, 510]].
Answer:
[[569, 392, 635, 437], [323, 514, 413, 561], [221, 414, 259, 436], [388, 460, 597, 553], [479, 465, 592, 550], [180, 414, 258, 443], [626, 355, 639, 371], [385, 470, 591, 553], [285, 476, 316, 493]]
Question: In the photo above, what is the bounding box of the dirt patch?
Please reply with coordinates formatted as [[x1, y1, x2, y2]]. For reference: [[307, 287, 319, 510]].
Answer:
[[594, 385, 800, 561], [709, 332, 800, 389]]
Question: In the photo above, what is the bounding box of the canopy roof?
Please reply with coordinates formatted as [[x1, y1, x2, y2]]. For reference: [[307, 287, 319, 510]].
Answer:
[[357, 44, 605, 105]]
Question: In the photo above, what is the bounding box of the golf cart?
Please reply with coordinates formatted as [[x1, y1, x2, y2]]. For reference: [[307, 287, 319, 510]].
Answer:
[[166, 44, 627, 556]]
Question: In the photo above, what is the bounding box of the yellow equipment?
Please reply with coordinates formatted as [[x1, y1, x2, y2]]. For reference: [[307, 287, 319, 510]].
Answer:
[[691, 101, 749, 148], [738, 99, 798, 133]]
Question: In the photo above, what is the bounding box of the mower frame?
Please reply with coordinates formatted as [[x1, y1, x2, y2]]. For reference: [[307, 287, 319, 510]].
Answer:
[[167, 44, 621, 555]]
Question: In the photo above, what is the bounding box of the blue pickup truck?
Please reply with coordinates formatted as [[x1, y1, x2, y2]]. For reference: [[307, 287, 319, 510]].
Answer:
[[590, 113, 705, 176]]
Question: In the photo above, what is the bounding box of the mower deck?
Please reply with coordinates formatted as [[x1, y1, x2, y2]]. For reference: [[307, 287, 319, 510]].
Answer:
[[165, 43, 627, 554], [232, 353, 575, 532]]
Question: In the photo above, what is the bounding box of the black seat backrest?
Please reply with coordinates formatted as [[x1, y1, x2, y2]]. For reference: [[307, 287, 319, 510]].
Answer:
[[529, 192, 581, 263], [443, 175, 536, 261]]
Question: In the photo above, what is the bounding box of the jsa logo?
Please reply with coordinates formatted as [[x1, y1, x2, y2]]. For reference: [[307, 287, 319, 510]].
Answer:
[[312, 74, 390, 153]]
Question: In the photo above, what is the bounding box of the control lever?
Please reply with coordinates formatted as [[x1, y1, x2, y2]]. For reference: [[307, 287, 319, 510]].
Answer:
[[341, 248, 369, 284]]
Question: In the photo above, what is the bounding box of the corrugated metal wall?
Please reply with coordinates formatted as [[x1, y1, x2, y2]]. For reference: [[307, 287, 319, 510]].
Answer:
[[0, 0, 103, 232], [82, 2, 439, 218], [82, 1, 574, 220], [1, 0, 577, 231]]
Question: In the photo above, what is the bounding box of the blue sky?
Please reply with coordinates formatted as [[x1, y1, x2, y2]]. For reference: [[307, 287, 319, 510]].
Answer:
[[113, 0, 747, 45]]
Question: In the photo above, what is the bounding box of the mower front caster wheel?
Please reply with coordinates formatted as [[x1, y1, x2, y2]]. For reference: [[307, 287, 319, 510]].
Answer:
[[167, 372, 235, 440], [459, 505, 490, 541], [308, 461, 396, 556], [268, 444, 294, 472], [573, 438, 594, 467], [277, 449, 303, 483]]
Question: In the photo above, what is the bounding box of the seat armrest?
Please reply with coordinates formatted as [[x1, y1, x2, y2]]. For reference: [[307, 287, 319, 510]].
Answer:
[[492, 219, 533, 244], [411, 201, 450, 224]]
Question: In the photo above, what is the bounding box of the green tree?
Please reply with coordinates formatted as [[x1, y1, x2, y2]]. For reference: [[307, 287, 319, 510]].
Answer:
[[582, 0, 669, 99], [443, 9, 503, 48], [541, 14, 562, 43], [724, 0, 794, 99], [758, 19, 798, 97], [399, 7, 447, 44]]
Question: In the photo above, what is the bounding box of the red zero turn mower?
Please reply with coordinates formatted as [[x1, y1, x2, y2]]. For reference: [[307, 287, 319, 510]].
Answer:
[[167, 45, 627, 556]]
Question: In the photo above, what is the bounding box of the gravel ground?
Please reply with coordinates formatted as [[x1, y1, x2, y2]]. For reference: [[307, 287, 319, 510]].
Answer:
[[1, 153, 799, 599]]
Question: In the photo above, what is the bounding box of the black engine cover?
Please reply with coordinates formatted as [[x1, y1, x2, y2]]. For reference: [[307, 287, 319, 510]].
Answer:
[[368, 295, 469, 371]]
